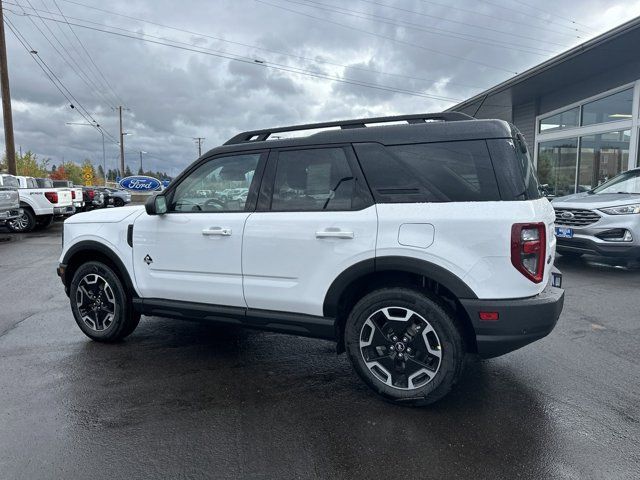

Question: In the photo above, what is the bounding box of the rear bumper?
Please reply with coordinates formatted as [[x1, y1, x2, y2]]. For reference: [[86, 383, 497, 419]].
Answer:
[[0, 208, 22, 220], [54, 205, 75, 216], [460, 269, 564, 359], [557, 237, 640, 258]]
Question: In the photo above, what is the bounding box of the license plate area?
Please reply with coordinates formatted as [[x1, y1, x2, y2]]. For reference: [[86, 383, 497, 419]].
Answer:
[[555, 227, 573, 238]]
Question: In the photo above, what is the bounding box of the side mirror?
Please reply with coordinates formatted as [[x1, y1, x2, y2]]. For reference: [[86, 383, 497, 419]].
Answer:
[[145, 194, 167, 215]]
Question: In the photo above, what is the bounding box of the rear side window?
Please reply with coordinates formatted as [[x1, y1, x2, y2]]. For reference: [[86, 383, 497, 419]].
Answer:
[[486, 132, 541, 200], [271, 148, 355, 211], [355, 140, 500, 202]]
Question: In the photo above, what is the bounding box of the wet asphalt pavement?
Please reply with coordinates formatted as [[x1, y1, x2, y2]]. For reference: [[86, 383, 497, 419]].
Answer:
[[1, 222, 639, 479]]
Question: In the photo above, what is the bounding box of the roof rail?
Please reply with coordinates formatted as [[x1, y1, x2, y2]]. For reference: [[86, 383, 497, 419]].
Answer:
[[223, 112, 474, 145]]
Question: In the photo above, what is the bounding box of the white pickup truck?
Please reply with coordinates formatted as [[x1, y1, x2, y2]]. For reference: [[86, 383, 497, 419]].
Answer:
[[1, 174, 74, 232], [44, 179, 85, 211], [0, 174, 21, 225]]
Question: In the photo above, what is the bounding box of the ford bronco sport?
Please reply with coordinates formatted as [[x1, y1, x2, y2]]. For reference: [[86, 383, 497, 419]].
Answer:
[[58, 113, 564, 406]]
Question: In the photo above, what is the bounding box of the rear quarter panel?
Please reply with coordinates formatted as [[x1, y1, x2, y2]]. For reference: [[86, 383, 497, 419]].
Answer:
[[376, 198, 556, 299]]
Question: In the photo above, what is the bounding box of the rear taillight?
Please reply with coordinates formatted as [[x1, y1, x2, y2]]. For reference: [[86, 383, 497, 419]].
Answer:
[[44, 191, 59, 204], [511, 223, 546, 283], [71, 191, 76, 199], [88, 190, 95, 200]]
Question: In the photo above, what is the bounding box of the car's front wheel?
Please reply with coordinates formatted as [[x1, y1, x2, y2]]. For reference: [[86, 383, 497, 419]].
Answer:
[[345, 288, 464, 406], [113, 197, 124, 207], [69, 261, 140, 342]]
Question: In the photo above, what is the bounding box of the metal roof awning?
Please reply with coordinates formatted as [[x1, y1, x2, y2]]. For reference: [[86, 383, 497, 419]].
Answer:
[[448, 16, 640, 116]]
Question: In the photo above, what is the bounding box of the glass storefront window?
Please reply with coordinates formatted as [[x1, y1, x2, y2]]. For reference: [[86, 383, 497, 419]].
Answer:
[[578, 130, 630, 191], [537, 138, 578, 197], [539, 107, 579, 133], [581, 88, 634, 126]]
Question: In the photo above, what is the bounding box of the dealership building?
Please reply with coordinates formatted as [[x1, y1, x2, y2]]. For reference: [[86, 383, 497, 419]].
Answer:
[[449, 16, 640, 197]]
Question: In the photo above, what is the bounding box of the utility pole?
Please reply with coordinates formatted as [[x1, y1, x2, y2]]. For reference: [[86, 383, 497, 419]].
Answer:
[[138, 150, 146, 174], [193, 137, 205, 157], [0, 0, 16, 175], [118, 106, 125, 177]]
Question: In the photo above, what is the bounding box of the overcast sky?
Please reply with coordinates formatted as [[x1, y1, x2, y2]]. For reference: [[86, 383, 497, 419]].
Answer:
[[2, 0, 640, 175]]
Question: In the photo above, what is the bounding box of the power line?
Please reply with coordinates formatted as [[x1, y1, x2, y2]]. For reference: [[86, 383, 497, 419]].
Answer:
[[4, 16, 106, 135], [6, 8, 465, 102], [255, 0, 519, 74], [5, 16, 120, 145], [38, 0, 118, 107], [50, 0, 124, 106], [13, 0, 114, 111], [6, 8, 97, 122], [504, 0, 593, 30], [474, 0, 591, 34], [415, 0, 588, 37], [293, 0, 573, 51], [51, 0, 486, 90]]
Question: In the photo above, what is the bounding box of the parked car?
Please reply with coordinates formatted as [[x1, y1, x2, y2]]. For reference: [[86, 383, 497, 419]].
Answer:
[[57, 112, 564, 406], [0, 173, 22, 226], [100, 187, 132, 207], [80, 186, 104, 211], [552, 167, 640, 260], [49, 179, 84, 212], [3, 175, 73, 232]]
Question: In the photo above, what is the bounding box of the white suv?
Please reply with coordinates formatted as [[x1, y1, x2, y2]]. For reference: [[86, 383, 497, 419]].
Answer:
[[57, 113, 564, 406]]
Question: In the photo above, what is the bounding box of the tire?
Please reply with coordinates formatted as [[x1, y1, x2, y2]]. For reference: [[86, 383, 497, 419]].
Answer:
[[113, 197, 124, 207], [345, 288, 464, 407], [35, 214, 54, 230], [69, 261, 140, 342], [7, 208, 36, 233]]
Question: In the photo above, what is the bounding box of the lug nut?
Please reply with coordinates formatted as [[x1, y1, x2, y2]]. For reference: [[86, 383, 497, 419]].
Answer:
[[389, 345, 395, 351], [392, 336, 398, 342], [407, 347, 412, 353], [398, 352, 404, 358], [402, 337, 408, 343]]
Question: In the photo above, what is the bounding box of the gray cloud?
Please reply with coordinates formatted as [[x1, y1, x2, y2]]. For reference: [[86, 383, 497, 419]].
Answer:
[[2, 0, 638, 175]]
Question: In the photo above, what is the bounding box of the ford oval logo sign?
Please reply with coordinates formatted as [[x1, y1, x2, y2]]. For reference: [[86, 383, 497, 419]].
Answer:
[[118, 176, 161, 191]]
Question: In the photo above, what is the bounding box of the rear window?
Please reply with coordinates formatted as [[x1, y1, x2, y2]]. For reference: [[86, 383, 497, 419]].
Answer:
[[1, 175, 19, 188], [36, 178, 54, 188], [355, 140, 500, 202]]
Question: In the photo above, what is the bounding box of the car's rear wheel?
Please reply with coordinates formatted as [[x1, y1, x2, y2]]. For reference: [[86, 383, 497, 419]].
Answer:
[[345, 288, 464, 406], [113, 197, 124, 207], [7, 208, 35, 233], [69, 261, 140, 342]]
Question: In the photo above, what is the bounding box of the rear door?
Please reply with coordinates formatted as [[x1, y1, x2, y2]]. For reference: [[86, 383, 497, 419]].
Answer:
[[242, 145, 377, 317], [133, 151, 267, 306]]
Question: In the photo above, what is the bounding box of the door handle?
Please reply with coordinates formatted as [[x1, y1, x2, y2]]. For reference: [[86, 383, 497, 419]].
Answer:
[[315, 229, 354, 239], [202, 227, 232, 236]]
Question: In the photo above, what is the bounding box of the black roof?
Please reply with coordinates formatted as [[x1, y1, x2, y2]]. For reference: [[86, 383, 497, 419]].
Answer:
[[203, 113, 513, 157]]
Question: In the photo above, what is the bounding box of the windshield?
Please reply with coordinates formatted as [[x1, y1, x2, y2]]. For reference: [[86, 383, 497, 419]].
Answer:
[[592, 169, 640, 194]]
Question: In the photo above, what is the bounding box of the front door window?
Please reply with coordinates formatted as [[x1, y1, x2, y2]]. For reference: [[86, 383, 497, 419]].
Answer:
[[170, 154, 260, 213]]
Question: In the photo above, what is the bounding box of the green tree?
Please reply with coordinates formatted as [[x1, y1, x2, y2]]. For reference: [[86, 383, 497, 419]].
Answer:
[[64, 162, 84, 185], [16, 151, 47, 177], [124, 165, 132, 177]]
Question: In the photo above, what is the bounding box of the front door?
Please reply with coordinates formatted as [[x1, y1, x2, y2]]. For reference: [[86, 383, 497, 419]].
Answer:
[[133, 151, 266, 306]]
